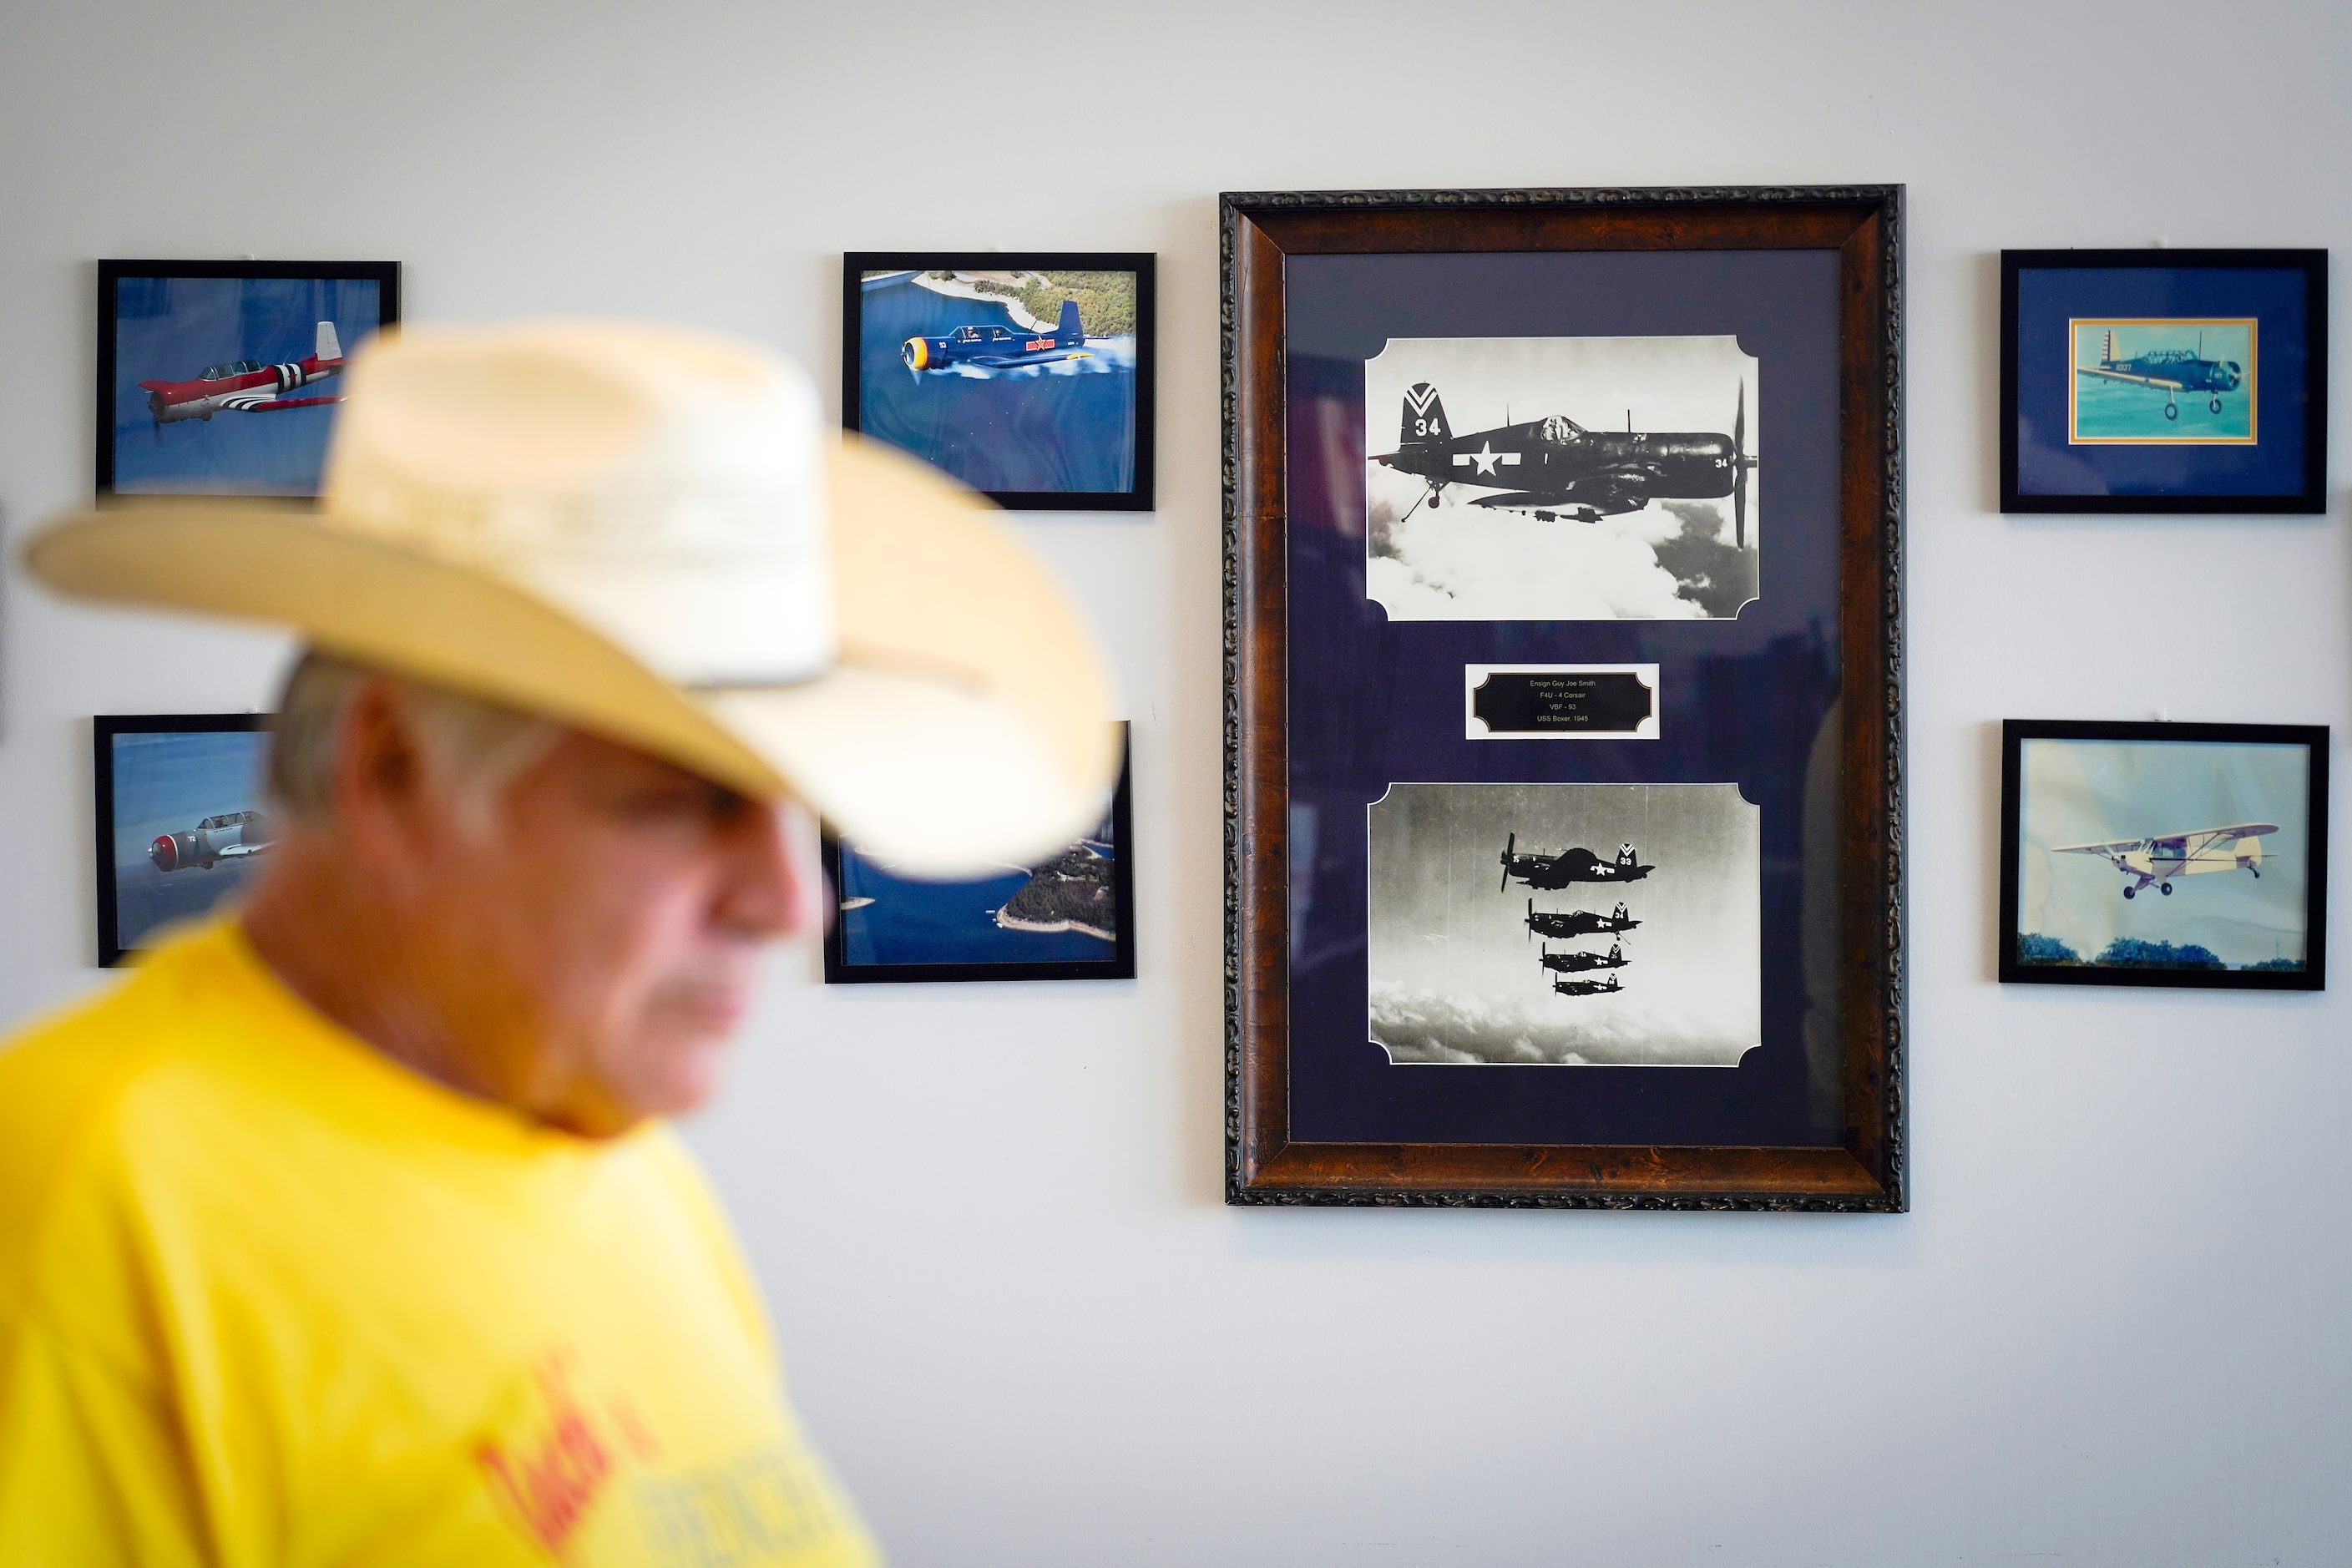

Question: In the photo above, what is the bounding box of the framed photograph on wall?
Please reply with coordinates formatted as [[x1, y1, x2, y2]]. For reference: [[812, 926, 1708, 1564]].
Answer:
[[2000, 249, 2327, 513], [822, 724, 1135, 983], [97, 259, 401, 502], [1224, 187, 1905, 1210], [1998, 720, 2328, 990], [842, 253, 1155, 510], [94, 714, 272, 968]]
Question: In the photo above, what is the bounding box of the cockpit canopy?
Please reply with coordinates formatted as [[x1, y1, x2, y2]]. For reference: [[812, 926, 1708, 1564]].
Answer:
[[199, 358, 265, 381], [1540, 414, 1586, 444]]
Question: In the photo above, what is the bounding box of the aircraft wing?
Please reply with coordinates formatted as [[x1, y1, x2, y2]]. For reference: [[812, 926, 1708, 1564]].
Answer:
[[1468, 492, 1568, 509], [2151, 823, 2279, 851], [2077, 367, 2186, 391], [2053, 838, 2142, 857], [965, 350, 1090, 369], [2056, 824, 2278, 857], [215, 842, 269, 857], [223, 390, 341, 411], [1468, 466, 1662, 513]]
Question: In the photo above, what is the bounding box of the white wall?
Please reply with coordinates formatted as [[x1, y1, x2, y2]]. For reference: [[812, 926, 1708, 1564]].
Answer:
[[3, 3, 2346, 1562]]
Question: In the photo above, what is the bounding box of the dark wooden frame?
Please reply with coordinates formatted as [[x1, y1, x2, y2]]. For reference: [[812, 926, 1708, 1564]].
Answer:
[[1222, 187, 1905, 1210], [93, 713, 269, 968], [1997, 719, 2328, 990], [95, 259, 401, 502], [841, 252, 1156, 511], [820, 726, 1136, 984], [1998, 249, 2328, 514]]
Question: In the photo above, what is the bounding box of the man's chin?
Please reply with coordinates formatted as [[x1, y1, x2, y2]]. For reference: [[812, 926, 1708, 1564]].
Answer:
[[630, 1031, 737, 1121]]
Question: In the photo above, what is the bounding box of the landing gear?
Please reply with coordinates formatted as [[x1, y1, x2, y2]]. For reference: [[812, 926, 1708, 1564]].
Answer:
[[2159, 882, 2173, 897], [2123, 885, 2137, 899], [1429, 487, 1443, 508], [2163, 400, 2179, 421], [2208, 396, 2223, 414]]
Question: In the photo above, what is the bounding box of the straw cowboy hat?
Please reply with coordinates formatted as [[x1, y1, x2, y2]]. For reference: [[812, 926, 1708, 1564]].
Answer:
[[27, 320, 1119, 875]]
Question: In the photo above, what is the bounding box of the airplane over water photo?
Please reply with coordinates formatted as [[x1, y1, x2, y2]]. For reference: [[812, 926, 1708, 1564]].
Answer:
[[109, 272, 388, 497], [104, 726, 272, 960], [854, 269, 1140, 497], [2067, 318, 2256, 444]]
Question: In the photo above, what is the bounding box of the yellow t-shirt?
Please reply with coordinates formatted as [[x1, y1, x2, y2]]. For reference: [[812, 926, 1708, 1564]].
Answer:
[[0, 919, 880, 1567]]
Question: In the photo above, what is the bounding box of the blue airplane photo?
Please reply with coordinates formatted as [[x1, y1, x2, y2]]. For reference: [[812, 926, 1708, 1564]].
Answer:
[[902, 298, 1090, 373], [2076, 328, 2243, 421]]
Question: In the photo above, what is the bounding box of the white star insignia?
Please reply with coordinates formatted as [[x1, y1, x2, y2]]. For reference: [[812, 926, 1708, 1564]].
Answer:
[[1469, 441, 1502, 476]]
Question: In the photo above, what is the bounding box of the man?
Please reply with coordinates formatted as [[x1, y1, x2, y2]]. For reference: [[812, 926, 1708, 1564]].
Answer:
[[0, 321, 1115, 1563]]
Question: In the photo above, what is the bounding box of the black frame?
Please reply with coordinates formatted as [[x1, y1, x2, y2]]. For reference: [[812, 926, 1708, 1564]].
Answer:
[[1223, 186, 1906, 1210], [95, 258, 402, 501], [93, 713, 269, 968], [841, 252, 1156, 511], [1999, 249, 2328, 514], [820, 727, 1136, 984], [1997, 719, 2329, 990]]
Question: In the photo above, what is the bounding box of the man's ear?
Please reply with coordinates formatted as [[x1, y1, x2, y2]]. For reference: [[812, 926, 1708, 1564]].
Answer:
[[329, 680, 451, 891]]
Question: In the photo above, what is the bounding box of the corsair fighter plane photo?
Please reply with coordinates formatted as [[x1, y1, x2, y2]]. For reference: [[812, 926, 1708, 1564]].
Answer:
[[1499, 833, 1653, 893], [2056, 822, 2278, 899], [902, 299, 1090, 373], [1551, 974, 1623, 998], [1524, 899, 1641, 940], [138, 321, 346, 432], [1369, 380, 1759, 544], [2076, 328, 2243, 421], [1539, 940, 1628, 975]]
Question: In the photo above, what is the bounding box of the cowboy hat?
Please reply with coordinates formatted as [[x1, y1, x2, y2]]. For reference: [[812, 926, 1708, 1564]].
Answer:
[[27, 320, 1120, 876]]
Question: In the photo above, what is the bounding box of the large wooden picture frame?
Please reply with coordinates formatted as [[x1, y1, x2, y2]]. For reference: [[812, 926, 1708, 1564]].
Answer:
[[1223, 187, 1905, 1209]]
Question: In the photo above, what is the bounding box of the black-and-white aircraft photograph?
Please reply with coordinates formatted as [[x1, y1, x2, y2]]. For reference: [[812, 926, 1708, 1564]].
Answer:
[[1363, 335, 1760, 622], [1368, 782, 1760, 1066]]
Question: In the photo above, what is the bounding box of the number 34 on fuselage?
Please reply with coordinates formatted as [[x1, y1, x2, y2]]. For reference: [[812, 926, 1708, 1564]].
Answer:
[[1368, 380, 1759, 545]]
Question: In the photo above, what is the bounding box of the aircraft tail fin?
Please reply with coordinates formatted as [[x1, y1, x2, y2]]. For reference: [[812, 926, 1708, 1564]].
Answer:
[[1400, 382, 1450, 447], [1057, 298, 1082, 343], [316, 321, 343, 362]]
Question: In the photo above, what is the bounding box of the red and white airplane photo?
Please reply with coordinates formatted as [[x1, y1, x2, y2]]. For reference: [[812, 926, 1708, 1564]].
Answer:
[[138, 321, 346, 427]]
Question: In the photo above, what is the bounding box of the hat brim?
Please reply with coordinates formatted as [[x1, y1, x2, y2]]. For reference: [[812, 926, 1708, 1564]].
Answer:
[[26, 436, 1118, 877]]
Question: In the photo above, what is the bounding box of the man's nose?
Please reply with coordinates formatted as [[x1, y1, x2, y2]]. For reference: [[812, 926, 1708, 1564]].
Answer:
[[717, 800, 821, 940]]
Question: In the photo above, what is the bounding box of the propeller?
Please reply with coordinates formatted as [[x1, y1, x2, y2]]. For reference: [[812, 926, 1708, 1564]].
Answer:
[[1526, 897, 1534, 941], [1500, 832, 1515, 893], [1730, 381, 1760, 550]]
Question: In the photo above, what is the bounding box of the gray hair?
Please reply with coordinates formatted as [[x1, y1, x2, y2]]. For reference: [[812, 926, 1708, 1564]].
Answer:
[[269, 650, 559, 836]]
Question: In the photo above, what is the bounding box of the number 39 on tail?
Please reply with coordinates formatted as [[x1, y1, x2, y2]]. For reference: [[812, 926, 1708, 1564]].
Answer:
[[2056, 822, 2278, 899]]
